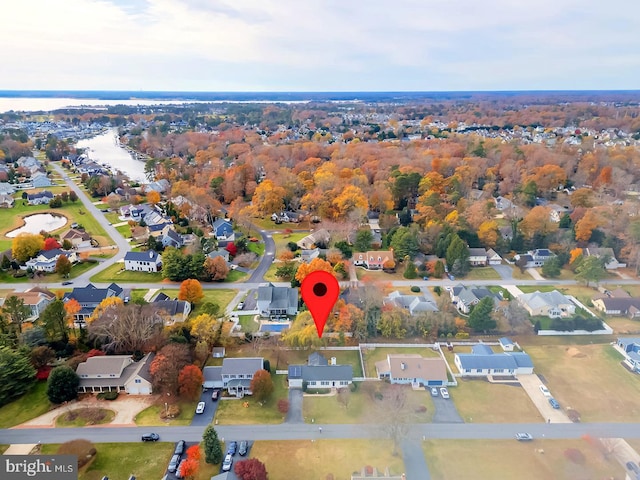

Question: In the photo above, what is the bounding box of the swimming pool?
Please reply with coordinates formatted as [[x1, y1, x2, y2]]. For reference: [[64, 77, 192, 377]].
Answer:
[[259, 323, 290, 333]]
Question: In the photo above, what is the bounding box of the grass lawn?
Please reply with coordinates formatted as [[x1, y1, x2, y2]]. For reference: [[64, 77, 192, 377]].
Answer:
[[55, 408, 115, 427], [356, 268, 407, 282], [239, 314, 260, 333], [115, 224, 132, 238], [42, 442, 175, 480], [423, 439, 623, 480], [90, 262, 163, 283], [273, 232, 308, 256], [603, 316, 640, 334], [361, 346, 441, 378], [225, 269, 248, 283], [526, 343, 640, 422], [248, 241, 265, 256], [0, 445, 8, 454], [554, 285, 600, 306], [103, 211, 121, 224], [214, 373, 288, 425], [0, 259, 100, 284], [191, 289, 238, 316], [262, 263, 284, 282], [465, 267, 501, 280], [304, 382, 433, 424], [130, 289, 150, 303], [251, 439, 405, 480], [452, 378, 543, 423], [518, 285, 556, 294], [511, 268, 533, 280], [0, 381, 51, 428], [134, 401, 195, 426]]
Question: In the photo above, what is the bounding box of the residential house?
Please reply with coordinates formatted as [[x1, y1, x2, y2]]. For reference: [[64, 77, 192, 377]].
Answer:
[[25, 249, 77, 273], [297, 229, 330, 250], [384, 291, 438, 315], [76, 353, 154, 394], [124, 250, 162, 272], [449, 284, 500, 314], [583, 247, 627, 270], [212, 219, 234, 240], [207, 249, 231, 263], [288, 352, 353, 389], [299, 248, 320, 263], [592, 296, 640, 318], [494, 196, 514, 211], [30, 172, 52, 188], [257, 283, 298, 318], [454, 344, 534, 377], [499, 337, 516, 352], [61, 228, 92, 248], [160, 226, 184, 249], [17, 156, 40, 170], [27, 190, 54, 205], [152, 295, 191, 323], [0, 183, 16, 195], [486, 248, 502, 265], [63, 283, 124, 321], [143, 179, 170, 193], [548, 203, 572, 223], [514, 249, 555, 268], [220, 357, 265, 396], [271, 211, 301, 223], [375, 354, 448, 387], [202, 366, 223, 390], [6, 287, 56, 321], [615, 338, 640, 373], [518, 290, 576, 318], [353, 250, 394, 270], [468, 248, 488, 267], [0, 194, 14, 208]]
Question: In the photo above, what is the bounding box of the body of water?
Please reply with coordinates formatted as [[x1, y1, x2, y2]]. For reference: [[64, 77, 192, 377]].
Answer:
[[7, 213, 67, 237], [0, 97, 213, 113], [76, 129, 147, 183]]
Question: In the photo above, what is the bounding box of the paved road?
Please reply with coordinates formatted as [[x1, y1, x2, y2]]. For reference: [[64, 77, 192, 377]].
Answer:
[[247, 230, 275, 283]]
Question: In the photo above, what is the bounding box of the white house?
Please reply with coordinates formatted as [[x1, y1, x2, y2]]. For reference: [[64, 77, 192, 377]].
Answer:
[[27, 191, 54, 205], [518, 290, 576, 318], [468, 248, 488, 267], [124, 250, 162, 272], [454, 344, 533, 377], [616, 338, 640, 373], [384, 291, 438, 315], [288, 352, 353, 389], [375, 354, 448, 387], [25, 249, 77, 273], [486, 248, 502, 265], [220, 357, 264, 396], [76, 353, 155, 394], [583, 247, 626, 270]]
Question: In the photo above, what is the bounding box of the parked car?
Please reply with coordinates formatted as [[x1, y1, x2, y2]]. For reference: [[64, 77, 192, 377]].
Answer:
[[440, 387, 450, 399], [195, 401, 206, 414], [61, 281, 73, 285], [175, 460, 187, 479], [430, 387, 438, 397], [237, 302, 244, 310], [548, 398, 560, 409], [222, 454, 233, 472], [141, 433, 159, 442], [227, 441, 238, 455], [238, 441, 248, 456], [539, 385, 551, 397], [174, 440, 186, 456], [515, 433, 533, 441], [168, 455, 180, 473], [211, 389, 220, 401]]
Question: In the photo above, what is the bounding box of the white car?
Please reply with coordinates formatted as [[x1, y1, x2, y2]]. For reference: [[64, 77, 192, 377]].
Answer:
[[195, 401, 206, 414], [515, 433, 533, 441], [539, 385, 551, 397], [440, 387, 450, 399], [222, 454, 233, 472]]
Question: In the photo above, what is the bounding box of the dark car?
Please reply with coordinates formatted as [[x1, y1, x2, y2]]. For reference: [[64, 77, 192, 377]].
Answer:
[[168, 455, 180, 473], [227, 441, 237, 455], [61, 281, 73, 285], [211, 389, 220, 401], [238, 441, 248, 456], [626, 461, 640, 474], [174, 440, 186, 456], [141, 433, 159, 442]]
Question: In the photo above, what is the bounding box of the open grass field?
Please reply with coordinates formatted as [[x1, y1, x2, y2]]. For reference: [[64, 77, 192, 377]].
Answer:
[[55, 408, 115, 427], [423, 439, 624, 480], [251, 439, 405, 480], [248, 241, 265, 256], [103, 211, 121, 224], [0, 381, 51, 428], [452, 378, 543, 423], [304, 382, 433, 424], [134, 401, 195, 426], [361, 346, 441, 378], [42, 442, 174, 480], [90, 262, 163, 283], [526, 343, 640, 422], [465, 267, 501, 280], [214, 372, 288, 424]]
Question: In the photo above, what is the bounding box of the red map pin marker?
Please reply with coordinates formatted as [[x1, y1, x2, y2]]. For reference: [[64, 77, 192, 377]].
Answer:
[[301, 270, 340, 338]]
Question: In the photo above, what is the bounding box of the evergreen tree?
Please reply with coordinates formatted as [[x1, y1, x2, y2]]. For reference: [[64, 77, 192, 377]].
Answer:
[[203, 425, 223, 464], [47, 366, 79, 404], [467, 297, 496, 332], [0, 346, 36, 406], [445, 234, 469, 272], [403, 257, 417, 279]]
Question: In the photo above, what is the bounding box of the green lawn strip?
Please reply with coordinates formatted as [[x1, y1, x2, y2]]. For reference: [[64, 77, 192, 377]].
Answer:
[[103, 212, 121, 224], [134, 401, 195, 426], [190, 289, 238, 316], [361, 346, 441, 378], [526, 343, 640, 422], [511, 268, 533, 280], [90, 263, 163, 283], [0, 445, 8, 454], [464, 267, 501, 280], [452, 378, 543, 423], [248, 242, 265, 256], [423, 439, 623, 480], [262, 263, 281, 282], [517, 285, 556, 294], [116, 224, 132, 238], [130, 288, 150, 302], [42, 442, 175, 480], [0, 381, 50, 428], [321, 350, 364, 377], [239, 314, 260, 333], [55, 408, 115, 427], [224, 269, 248, 283], [214, 373, 288, 425], [251, 439, 404, 480]]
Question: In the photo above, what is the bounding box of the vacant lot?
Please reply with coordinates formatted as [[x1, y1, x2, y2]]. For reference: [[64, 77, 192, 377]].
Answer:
[[424, 439, 624, 479], [526, 343, 640, 422], [0, 382, 50, 428], [251, 439, 404, 480], [361, 346, 441, 378]]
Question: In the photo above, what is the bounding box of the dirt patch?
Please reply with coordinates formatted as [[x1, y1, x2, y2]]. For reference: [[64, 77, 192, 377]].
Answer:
[[566, 347, 586, 358]]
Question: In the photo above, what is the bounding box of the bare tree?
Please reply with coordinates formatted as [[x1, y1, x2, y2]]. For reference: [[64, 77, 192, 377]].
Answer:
[[87, 304, 164, 353], [337, 387, 351, 410], [369, 385, 415, 456]]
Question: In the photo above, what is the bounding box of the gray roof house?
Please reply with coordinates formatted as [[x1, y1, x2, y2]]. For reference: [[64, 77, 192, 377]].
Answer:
[[288, 352, 353, 389], [593, 297, 640, 318], [375, 354, 448, 387], [257, 283, 298, 318], [27, 190, 54, 205], [63, 283, 124, 321], [454, 344, 533, 377], [297, 229, 330, 250], [384, 291, 438, 315], [514, 249, 555, 268], [202, 366, 223, 390], [76, 353, 155, 394], [160, 226, 184, 248], [468, 248, 488, 266], [450, 284, 500, 314], [152, 297, 191, 324], [583, 247, 627, 270], [616, 338, 640, 373], [221, 357, 265, 397], [518, 290, 576, 318]]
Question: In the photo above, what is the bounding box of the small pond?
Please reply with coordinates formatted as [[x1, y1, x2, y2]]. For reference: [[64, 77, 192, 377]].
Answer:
[[7, 213, 67, 237]]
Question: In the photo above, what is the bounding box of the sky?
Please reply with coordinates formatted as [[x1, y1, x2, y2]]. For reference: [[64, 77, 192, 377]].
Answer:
[[4, 0, 640, 92]]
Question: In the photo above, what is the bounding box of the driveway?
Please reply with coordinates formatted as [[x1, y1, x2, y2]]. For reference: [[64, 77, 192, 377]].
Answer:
[[218, 441, 253, 480], [430, 391, 464, 423], [402, 439, 430, 480], [420, 286, 436, 303], [492, 264, 513, 280], [190, 390, 219, 427], [286, 389, 303, 423], [517, 374, 571, 423]]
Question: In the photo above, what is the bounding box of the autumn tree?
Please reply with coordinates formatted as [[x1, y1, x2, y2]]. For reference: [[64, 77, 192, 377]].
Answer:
[[519, 206, 557, 239], [378, 308, 407, 338], [250, 369, 274, 403], [371, 385, 414, 456], [331, 185, 368, 220], [43, 237, 61, 251], [570, 188, 594, 208], [190, 313, 220, 346], [87, 296, 124, 324], [574, 209, 600, 243], [12, 233, 44, 262], [250, 179, 286, 217], [477, 220, 499, 248], [179, 279, 204, 304], [235, 458, 268, 480], [150, 343, 192, 394], [146, 190, 161, 205], [295, 257, 335, 284], [178, 365, 204, 401], [87, 304, 163, 353], [204, 256, 229, 281], [55, 255, 72, 277], [64, 299, 81, 325], [178, 457, 199, 480], [2, 295, 31, 334]]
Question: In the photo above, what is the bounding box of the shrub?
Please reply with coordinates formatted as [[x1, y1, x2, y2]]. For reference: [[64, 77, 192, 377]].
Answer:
[[97, 391, 119, 401], [433, 286, 442, 296], [277, 399, 289, 414], [161, 404, 181, 419], [287, 242, 299, 252], [455, 332, 470, 339], [410, 286, 420, 293], [57, 439, 96, 468]]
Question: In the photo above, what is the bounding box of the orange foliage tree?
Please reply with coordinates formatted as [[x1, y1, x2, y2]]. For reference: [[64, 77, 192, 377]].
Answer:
[[146, 190, 161, 205], [178, 457, 199, 479], [178, 279, 204, 304], [294, 258, 336, 284], [64, 298, 81, 326], [477, 220, 499, 248], [178, 365, 204, 401], [574, 210, 600, 243], [569, 248, 583, 264]]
